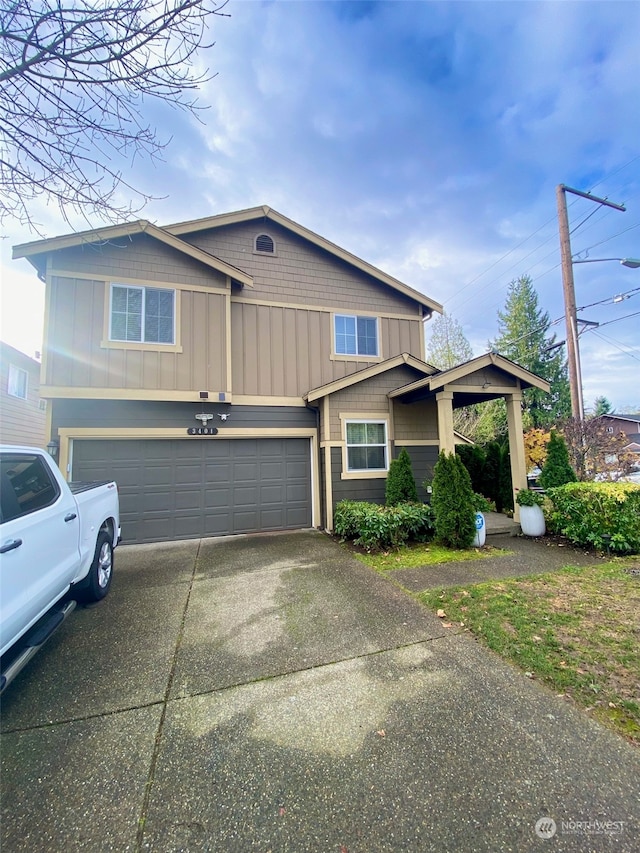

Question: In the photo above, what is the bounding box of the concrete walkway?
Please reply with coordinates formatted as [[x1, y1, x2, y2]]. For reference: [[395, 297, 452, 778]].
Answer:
[[1, 530, 638, 852]]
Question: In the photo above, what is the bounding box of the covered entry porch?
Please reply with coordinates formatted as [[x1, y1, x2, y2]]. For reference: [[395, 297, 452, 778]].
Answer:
[[389, 352, 550, 522]]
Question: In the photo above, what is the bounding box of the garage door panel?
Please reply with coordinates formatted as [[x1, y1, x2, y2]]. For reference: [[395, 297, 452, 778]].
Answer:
[[204, 488, 231, 508], [73, 438, 311, 544]]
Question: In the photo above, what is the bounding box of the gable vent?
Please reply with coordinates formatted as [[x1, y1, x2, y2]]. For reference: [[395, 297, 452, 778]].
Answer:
[[255, 233, 275, 253]]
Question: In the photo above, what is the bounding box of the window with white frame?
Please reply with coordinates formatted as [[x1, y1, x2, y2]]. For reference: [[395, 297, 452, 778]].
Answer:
[[334, 314, 378, 357], [110, 284, 175, 344], [7, 364, 28, 399], [345, 421, 388, 471]]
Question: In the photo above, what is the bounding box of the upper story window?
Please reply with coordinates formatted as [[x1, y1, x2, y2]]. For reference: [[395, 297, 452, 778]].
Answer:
[[334, 314, 378, 357], [255, 233, 275, 254], [7, 364, 28, 399], [109, 284, 175, 345], [345, 421, 388, 472]]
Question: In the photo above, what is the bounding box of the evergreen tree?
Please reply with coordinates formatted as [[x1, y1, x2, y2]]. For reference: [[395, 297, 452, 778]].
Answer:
[[489, 275, 571, 430], [592, 396, 613, 417], [539, 431, 577, 488], [385, 447, 418, 506], [427, 312, 474, 369]]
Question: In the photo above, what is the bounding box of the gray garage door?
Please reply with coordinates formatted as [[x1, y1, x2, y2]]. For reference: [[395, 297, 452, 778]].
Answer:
[[72, 438, 312, 544]]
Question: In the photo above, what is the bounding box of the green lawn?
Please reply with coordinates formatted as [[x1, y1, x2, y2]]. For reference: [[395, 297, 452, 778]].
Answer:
[[353, 542, 510, 572], [419, 561, 640, 745]]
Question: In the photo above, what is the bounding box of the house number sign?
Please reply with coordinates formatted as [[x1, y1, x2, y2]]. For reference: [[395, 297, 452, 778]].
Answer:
[[187, 427, 219, 435]]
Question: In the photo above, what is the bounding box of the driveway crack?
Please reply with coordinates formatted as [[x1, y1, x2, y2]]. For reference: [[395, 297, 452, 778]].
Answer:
[[134, 538, 201, 851]]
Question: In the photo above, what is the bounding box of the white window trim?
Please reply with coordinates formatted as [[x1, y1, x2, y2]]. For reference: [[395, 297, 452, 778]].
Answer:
[[105, 282, 179, 351], [333, 313, 380, 360], [7, 364, 28, 399], [342, 417, 390, 479]]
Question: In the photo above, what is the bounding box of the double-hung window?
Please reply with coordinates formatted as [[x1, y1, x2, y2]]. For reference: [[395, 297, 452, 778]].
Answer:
[[110, 284, 175, 344], [334, 314, 378, 357], [345, 421, 388, 472], [8, 364, 28, 399]]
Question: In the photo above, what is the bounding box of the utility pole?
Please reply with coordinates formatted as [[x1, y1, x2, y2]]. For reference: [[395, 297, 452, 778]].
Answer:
[[556, 184, 626, 420]]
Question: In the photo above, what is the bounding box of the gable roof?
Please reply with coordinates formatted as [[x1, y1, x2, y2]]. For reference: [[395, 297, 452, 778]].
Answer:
[[305, 353, 439, 403], [166, 205, 443, 316], [388, 352, 551, 399], [599, 413, 640, 425], [13, 220, 254, 287]]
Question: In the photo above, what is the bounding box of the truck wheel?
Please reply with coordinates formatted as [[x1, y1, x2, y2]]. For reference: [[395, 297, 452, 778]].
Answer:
[[78, 531, 114, 603]]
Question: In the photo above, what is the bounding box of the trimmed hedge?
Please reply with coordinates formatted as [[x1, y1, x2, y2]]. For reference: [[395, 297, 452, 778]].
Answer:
[[546, 481, 640, 553], [333, 500, 434, 551]]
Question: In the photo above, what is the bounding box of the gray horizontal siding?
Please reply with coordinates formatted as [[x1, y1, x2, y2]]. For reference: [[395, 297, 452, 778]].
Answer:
[[330, 444, 439, 512], [51, 399, 317, 431]]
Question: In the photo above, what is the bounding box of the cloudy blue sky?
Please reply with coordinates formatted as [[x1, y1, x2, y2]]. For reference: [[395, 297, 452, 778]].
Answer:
[[2, 0, 639, 411]]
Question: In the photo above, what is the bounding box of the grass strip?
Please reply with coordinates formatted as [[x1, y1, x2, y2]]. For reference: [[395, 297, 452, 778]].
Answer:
[[354, 542, 510, 572]]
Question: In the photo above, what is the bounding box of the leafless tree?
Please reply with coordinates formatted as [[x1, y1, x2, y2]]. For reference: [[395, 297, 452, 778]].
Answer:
[[0, 0, 228, 229], [560, 417, 636, 481]]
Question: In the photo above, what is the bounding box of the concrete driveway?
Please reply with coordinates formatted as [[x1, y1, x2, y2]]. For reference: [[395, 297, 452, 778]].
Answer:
[[1, 530, 638, 852]]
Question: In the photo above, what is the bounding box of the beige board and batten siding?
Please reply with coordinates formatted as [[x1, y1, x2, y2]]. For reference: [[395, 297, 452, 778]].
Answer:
[[231, 301, 424, 398], [43, 275, 228, 395]]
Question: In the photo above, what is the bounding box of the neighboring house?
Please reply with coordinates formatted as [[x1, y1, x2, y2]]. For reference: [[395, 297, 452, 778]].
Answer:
[[598, 413, 640, 459], [0, 341, 47, 448], [13, 206, 549, 544]]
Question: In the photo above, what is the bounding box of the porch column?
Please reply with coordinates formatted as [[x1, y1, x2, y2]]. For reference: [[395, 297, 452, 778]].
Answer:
[[436, 390, 455, 455], [506, 391, 528, 522]]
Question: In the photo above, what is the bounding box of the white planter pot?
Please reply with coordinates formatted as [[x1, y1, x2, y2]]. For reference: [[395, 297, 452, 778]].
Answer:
[[472, 512, 486, 547], [519, 504, 546, 537]]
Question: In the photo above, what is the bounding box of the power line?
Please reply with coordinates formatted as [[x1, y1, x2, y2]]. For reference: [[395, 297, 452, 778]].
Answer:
[[584, 309, 640, 332], [588, 330, 640, 364]]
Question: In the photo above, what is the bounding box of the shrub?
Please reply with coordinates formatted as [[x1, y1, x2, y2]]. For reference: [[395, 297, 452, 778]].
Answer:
[[546, 481, 640, 553], [515, 489, 544, 507], [539, 431, 577, 489], [333, 500, 433, 551], [456, 445, 487, 494], [473, 492, 496, 513], [385, 447, 418, 506], [431, 452, 476, 549]]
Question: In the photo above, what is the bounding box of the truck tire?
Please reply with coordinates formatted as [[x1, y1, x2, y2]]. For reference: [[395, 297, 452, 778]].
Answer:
[[77, 531, 114, 603]]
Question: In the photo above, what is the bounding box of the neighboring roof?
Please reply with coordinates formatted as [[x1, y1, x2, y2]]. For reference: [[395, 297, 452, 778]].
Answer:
[[305, 353, 438, 403], [13, 220, 254, 287], [166, 205, 443, 316], [600, 413, 640, 424], [388, 352, 551, 400], [0, 340, 40, 370]]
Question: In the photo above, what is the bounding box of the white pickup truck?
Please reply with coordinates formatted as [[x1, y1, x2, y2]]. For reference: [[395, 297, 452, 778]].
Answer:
[[0, 445, 120, 692]]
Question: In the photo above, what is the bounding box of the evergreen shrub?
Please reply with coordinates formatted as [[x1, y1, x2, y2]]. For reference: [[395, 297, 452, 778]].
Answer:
[[385, 447, 418, 506], [431, 452, 476, 549], [333, 500, 433, 551], [539, 431, 577, 489]]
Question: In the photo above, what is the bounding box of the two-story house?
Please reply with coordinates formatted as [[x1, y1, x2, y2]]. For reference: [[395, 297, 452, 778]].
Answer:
[[13, 206, 549, 544], [0, 341, 47, 448]]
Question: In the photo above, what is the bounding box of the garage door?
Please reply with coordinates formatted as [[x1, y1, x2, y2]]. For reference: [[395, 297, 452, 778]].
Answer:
[[72, 438, 312, 544]]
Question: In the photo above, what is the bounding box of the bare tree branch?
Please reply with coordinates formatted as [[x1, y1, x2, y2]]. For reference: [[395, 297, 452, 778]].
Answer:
[[0, 0, 229, 230]]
